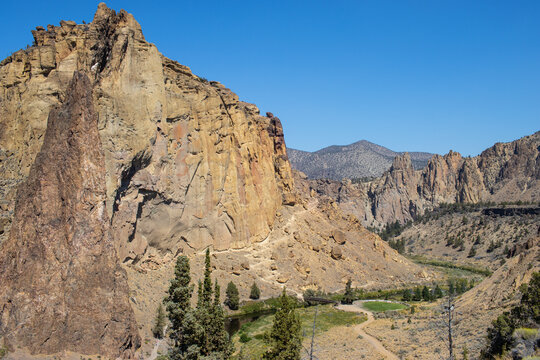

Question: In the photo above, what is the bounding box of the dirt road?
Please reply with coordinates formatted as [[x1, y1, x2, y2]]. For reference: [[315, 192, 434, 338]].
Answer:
[[337, 302, 399, 360]]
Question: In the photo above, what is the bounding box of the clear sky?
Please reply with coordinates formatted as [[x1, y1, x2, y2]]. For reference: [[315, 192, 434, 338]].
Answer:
[[2, 1, 539, 156]]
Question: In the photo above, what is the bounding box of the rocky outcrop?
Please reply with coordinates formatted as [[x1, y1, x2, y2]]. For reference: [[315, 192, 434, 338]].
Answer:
[[0, 72, 140, 358], [288, 140, 433, 180], [301, 133, 540, 227], [0, 3, 295, 263]]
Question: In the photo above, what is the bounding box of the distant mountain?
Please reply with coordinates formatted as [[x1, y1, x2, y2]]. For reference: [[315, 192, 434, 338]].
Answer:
[[288, 140, 434, 180]]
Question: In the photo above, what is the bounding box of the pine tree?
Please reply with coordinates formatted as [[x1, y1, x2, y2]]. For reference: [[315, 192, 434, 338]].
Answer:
[[448, 279, 455, 295], [341, 278, 354, 304], [201, 248, 213, 306], [195, 249, 232, 358], [422, 286, 431, 302], [413, 287, 422, 301], [225, 281, 240, 310], [402, 288, 412, 302], [152, 303, 166, 339], [250, 282, 261, 300], [263, 289, 302, 360], [165, 256, 194, 350], [165, 252, 231, 360], [206, 280, 233, 357], [434, 284, 443, 299]]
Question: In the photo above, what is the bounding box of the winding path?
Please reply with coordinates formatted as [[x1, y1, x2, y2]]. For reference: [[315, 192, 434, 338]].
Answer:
[[336, 301, 399, 360]]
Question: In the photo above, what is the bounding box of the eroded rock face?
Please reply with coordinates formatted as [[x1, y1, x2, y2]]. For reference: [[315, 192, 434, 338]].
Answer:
[[0, 4, 295, 264], [0, 72, 140, 358], [301, 133, 540, 227]]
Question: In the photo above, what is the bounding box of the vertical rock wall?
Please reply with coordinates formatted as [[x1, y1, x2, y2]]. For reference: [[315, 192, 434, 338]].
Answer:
[[0, 72, 140, 358]]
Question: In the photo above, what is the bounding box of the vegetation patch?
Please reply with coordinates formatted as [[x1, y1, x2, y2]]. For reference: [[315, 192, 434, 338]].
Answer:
[[232, 304, 366, 359], [362, 301, 407, 312], [234, 295, 303, 317], [408, 254, 492, 276], [515, 327, 538, 340]]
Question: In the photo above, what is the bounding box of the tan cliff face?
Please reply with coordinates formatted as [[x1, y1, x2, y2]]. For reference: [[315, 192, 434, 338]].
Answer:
[[302, 132, 540, 227], [0, 72, 140, 358], [0, 3, 295, 264]]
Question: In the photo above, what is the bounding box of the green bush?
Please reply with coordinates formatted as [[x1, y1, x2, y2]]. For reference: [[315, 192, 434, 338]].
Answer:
[[239, 333, 251, 343], [514, 327, 538, 340]]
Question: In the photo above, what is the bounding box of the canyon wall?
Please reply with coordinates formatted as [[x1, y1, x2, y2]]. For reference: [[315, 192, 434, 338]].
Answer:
[[303, 132, 540, 227], [0, 4, 295, 267]]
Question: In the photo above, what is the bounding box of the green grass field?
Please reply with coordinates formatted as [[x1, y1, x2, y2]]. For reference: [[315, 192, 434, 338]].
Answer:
[[232, 304, 366, 359], [361, 301, 408, 312]]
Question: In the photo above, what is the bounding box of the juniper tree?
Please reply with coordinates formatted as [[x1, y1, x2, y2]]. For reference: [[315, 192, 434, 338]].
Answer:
[[341, 278, 354, 304], [250, 282, 261, 300], [433, 284, 443, 299], [195, 249, 231, 358], [206, 280, 233, 357], [422, 285, 431, 302], [153, 303, 166, 339], [165, 251, 231, 360], [413, 287, 422, 301], [263, 289, 302, 360], [402, 288, 412, 301], [225, 281, 240, 310], [165, 256, 194, 349]]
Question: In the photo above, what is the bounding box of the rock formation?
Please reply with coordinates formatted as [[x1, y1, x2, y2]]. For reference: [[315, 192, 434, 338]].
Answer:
[[302, 132, 540, 227], [0, 3, 295, 262], [0, 72, 140, 358]]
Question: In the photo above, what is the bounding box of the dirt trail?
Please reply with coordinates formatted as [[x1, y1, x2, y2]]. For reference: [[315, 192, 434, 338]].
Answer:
[[337, 302, 399, 360], [148, 325, 168, 360]]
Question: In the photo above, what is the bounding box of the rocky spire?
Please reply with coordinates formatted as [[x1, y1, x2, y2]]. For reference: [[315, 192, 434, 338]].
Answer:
[[0, 72, 140, 358]]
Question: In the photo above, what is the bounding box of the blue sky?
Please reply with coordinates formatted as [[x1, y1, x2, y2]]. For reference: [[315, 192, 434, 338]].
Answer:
[[2, 1, 539, 156]]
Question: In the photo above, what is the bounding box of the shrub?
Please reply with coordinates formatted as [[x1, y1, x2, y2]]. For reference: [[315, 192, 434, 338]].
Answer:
[[239, 333, 251, 343], [250, 282, 261, 300], [514, 327, 538, 340]]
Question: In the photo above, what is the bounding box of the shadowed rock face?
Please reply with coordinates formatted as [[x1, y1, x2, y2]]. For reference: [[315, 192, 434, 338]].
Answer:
[[0, 72, 140, 358]]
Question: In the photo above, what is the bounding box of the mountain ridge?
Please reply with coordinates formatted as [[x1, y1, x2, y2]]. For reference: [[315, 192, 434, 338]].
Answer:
[[288, 140, 434, 180], [298, 131, 540, 227]]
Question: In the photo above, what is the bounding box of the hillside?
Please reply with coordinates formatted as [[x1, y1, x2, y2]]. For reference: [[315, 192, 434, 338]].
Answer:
[[288, 140, 433, 180], [395, 204, 539, 271]]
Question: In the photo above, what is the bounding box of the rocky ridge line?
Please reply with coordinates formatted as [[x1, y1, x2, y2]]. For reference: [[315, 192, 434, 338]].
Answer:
[[300, 132, 540, 227]]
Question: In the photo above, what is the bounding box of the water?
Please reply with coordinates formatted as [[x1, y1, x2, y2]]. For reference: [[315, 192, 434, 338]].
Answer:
[[224, 309, 275, 337]]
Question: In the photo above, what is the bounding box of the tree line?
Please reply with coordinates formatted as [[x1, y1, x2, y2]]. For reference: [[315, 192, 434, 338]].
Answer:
[[153, 249, 301, 360]]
